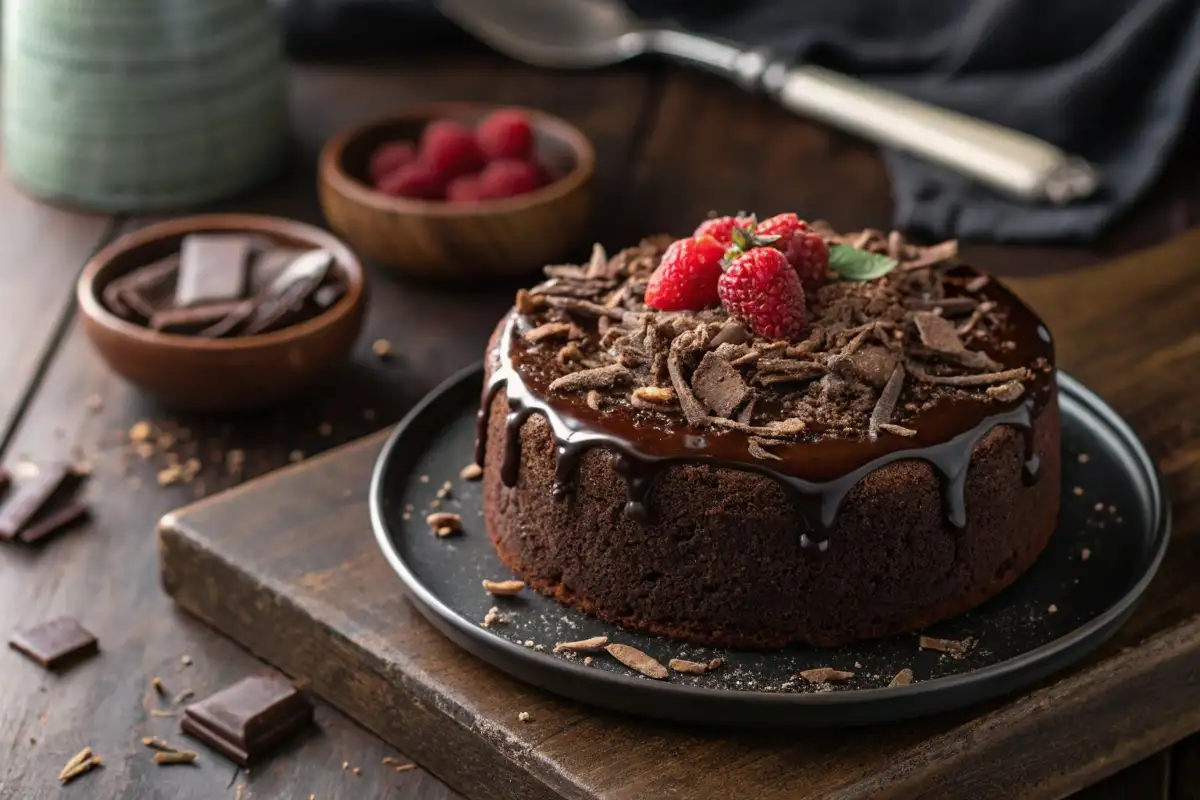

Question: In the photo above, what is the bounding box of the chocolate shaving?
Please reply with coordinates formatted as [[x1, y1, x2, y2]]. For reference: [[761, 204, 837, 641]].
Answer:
[[787, 326, 825, 356], [902, 239, 958, 270], [557, 341, 584, 366], [524, 322, 575, 343], [868, 364, 905, 442], [542, 264, 587, 281], [605, 644, 668, 679], [542, 296, 625, 321], [797, 667, 855, 683], [515, 289, 544, 314], [709, 320, 750, 348], [918, 635, 975, 658], [548, 364, 632, 393], [481, 579, 525, 596], [914, 312, 964, 354], [986, 380, 1026, 402], [690, 352, 748, 417], [584, 242, 609, 279], [736, 394, 757, 424], [586, 390, 602, 410], [907, 296, 978, 314], [668, 658, 711, 675], [909, 365, 1030, 387], [729, 349, 762, 367], [666, 333, 709, 426], [553, 636, 609, 653], [887, 230, 905, 260], [747, 438, 782, 461], [965, 275, 989, 292], [888, 668, 915, 687], [631, 386, 676, 409], [709, 417, 804, 439], [878, 423, 917, 437]]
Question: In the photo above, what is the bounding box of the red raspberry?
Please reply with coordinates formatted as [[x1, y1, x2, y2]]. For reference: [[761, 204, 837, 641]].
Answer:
[[475, 109, 535, 161], [368, 141, 416, 187], [756, 213, 829, 291], [478, 159, 544, 199], [419, 119, 485, 179], [446, 175, 486, 203], [378, 161, 445, 200], [718, 247, 808, 341], [644, 235, 726, 311], [694, 215, 754, 245]]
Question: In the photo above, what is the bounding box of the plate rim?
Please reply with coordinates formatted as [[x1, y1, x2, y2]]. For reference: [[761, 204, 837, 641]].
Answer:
[[369, 364, 1171, 717]]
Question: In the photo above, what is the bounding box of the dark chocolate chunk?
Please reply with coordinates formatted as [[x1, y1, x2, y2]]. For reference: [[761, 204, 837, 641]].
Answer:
[[9, 617, 99, 670], [868, 364, 906, 442], [150, 301, 255, 336], [241, 250, 333, 335], [841, 345, 898, 389], [19, 501, 90, 544], [0, 463, 76, 540], [175, 234, 251, 307], [547, 364, 631, 393], [690, 351, 747, 417], [181, 671, 313, 766]]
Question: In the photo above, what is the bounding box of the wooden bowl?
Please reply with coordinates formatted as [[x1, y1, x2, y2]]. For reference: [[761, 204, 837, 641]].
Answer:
[[318, 103, 595, 280], [77, 214, 367, 411]]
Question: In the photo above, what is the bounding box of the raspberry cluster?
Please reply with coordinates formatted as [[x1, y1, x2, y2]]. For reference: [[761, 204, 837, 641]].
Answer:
[[367, 108, 549, 202], [643, 213, 830, 342]]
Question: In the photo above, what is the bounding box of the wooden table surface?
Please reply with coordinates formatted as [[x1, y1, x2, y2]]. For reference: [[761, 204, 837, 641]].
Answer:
[[0, 47, 1197, 800]]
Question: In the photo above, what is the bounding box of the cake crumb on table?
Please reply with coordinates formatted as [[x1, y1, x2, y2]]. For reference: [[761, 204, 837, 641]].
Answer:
[[605, 643, 669, 679], [518, 711, 532, 722], [1081, 547, 1091, 562], [553, 636, 608, 653], [888, 668, 915, 687], [668, 658, 711, 675], [1048, 604, 1058, 614], [460, 463, 483, 481], [1073, 486, 1083, 496], [1078, 453, 1090, 463]]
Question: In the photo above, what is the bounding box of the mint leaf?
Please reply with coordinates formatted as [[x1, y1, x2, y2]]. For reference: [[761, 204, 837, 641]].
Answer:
[[828, 244, 897, 281]]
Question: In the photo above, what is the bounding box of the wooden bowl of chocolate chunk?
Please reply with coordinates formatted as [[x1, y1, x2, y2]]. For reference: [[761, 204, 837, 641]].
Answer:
[[77, 214, 366, 410]]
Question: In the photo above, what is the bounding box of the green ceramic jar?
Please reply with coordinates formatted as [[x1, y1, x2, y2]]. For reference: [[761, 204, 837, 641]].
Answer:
[[2, 0, 288, 211]]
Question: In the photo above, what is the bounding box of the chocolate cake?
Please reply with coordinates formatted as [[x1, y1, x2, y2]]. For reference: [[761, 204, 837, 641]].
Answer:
[[477, 219, 1059, 648]]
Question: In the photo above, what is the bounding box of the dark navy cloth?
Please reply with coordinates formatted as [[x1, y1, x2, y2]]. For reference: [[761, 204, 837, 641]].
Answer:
[[279, 0, 1200, 242]]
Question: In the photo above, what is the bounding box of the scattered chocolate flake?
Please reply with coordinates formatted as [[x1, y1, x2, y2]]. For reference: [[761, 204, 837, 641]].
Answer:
[[914, 312, 964, 354], [426, 512, 462, 539], [668, 658, 711, 675], [878, 423, 917, 437], [888, 668, 915, 687], [902, 239, 959, 270], [755, 359, 827, 386], [747, 438, 782, 461], [548, 364, 631, 394], [482, 579, 525, 596], [59, 748, 102, 784], [154, 750, 199, 766], [541, 295, 626, 321], [666, 333, 709, 426], [868, 364, 905, 442], [986, 380, 1026, 402], [585, 390, 603, 410], [709, 320, 750, 348], [515, 289, 543, 314], [909, 365, 1030, 387], [524, 322, 575, 343], [907, 296, 978, 315], [605, 644, 669, 679], [708, 658, 722, 671], [918, 635, 975, 659], [797, 667, 855, 684], [690, 351, 748, 417], [142, 737, 179, 752], [557, 341, 584, 366], [460, 463, 483, 481], [518, 711, 533, 723], [480, 606, 505, 628], [965, 275, 990, 293], [553, 636, 609, 653]]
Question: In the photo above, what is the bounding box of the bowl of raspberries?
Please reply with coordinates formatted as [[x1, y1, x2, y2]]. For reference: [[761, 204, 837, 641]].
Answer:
[[319, 103, 594, 279]]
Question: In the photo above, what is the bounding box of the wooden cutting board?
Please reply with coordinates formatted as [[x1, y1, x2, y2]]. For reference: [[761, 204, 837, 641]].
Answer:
[[158, 231, 1200, 800]]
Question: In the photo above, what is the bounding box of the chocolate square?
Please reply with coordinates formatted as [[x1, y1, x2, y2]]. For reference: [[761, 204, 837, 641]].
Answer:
[[181, 670, 313, 766], [9, 617, 99, 670], [0, 463, 77, 541], [175, 234, 251, 307]]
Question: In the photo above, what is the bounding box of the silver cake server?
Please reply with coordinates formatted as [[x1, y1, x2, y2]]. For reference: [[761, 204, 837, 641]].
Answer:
[[437, 0, 1099, 204]]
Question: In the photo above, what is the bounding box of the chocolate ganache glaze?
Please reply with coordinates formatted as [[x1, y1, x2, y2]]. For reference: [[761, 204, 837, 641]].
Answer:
[[477, 231, 1055, 547]]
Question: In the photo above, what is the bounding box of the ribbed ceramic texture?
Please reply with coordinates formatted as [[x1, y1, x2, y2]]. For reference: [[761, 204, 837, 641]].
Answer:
[[2, 0, 288, 211]]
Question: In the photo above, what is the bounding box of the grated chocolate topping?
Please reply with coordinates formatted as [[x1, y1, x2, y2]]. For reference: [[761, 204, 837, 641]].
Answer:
[[506, 228, 1043, 444]]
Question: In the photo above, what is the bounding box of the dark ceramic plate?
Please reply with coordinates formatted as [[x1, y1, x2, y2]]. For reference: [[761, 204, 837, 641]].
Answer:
[[369, 365, 1169, 727]]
